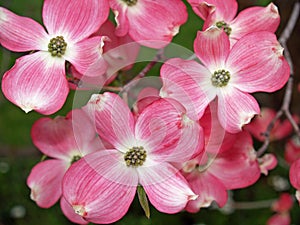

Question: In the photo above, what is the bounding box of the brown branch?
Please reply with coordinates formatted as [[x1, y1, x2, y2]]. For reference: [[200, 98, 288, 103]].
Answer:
[[102, 86, 123, 92], [257, 1, 300, 157], [122, 48, 165, 93]]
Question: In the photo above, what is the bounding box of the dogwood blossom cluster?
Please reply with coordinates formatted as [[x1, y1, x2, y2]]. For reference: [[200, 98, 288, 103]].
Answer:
[[0, 0, 298, 224]]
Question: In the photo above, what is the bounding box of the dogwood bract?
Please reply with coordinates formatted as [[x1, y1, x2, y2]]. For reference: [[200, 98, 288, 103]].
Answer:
[[0, 0, 109, 114], [27, 109, 106, 224], [109, 0, 188, 48], [160, 28, 289, 133], [182, 103, 261, 212], [187, 0, 280, 46], [62, 92, 203, 224]]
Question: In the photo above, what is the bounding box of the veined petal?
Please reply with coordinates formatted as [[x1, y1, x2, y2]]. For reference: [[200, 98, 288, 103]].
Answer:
[[227, 31, 290, 93], [136, 97, 204, 162], [186, 0, 216, 20], [160, 58, 215, 120], [164, 116, 204, 162], [64, 36, 108, 77], [83, 93, 136, 151], [31, 109, 100, 161], [125, 0, 188, 48], [0, 7, 49, 52], [96, 20, 141, 72], [67, 109, 106, 155], [60, 198, 88, 225], [63, 150, 138, 224], [187, 0, 238, 21], [138, 163, 197, 214], [1, 52, 69, 115], [185, 171, 228, 212], [134, 87, 160, 116], [42, 0, 109, 42], [194, 28, 230, 71], [209, 131, 261, 189], [198, 101, 234, 158], [217, 88, 260, 133], [111, 6, 130, 37], [31, 117, 75, 160], [76, 150, 138, 186], [135, 98, 183, 151], [27, 160, 68, 208], [231, 3, 280, 42]]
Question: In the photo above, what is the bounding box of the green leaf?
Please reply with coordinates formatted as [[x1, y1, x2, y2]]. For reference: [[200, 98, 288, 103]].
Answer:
[[137, 185, 150, 219], [40, 155, 47, 162]]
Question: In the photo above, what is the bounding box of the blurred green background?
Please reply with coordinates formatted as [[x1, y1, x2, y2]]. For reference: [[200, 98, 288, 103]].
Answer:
[[0, 0, 300, 224]]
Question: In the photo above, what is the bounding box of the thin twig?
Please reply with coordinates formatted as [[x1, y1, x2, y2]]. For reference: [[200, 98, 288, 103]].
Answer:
[[232, 199, 275, 210], [102, 86, 123, 92], [122, 48, 165, 93], [257, 1, 300, 157]]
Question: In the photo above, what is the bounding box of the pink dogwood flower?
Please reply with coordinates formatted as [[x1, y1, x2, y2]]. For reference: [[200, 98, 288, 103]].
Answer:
[[187, 0, 280, 46], [0, 0, 109, 115], [62, 92, 203, 224], [27, 109, 106, 224], [160, 28, 289, 133], [109, 0, 188, 48], [181, 103, 261, 212]]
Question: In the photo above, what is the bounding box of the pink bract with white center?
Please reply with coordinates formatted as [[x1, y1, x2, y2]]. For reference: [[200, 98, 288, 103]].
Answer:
[[0, 0, 109, 115], [109, 0, 188, 49], [160, 28, 290, 133], [182, 103, 261, 212], [27, 109, 105, 224], [62, 92, 203, 224], [187, 0, 280, 46]]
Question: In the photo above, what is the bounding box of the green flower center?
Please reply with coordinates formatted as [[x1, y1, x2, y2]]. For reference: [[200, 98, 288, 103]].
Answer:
[[216, 21, 232, 36], [71, 155, 81, 164], [121, 0, 137, 6], [211, 69, 231, 87], [124, 146, 147, 167], [48, 36, 67, 57]]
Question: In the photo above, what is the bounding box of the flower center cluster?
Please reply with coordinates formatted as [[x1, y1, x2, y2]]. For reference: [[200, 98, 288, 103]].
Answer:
[[124, 146, 147, 167], [121, 0, 137, 6], [216, 21, 232, 36], [48, 36, 67, 57], [211, 69, 231, 87], [71, 155, 82, 164]]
